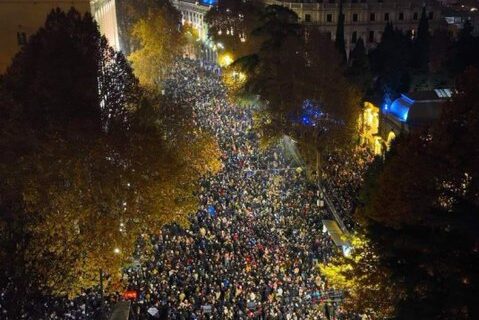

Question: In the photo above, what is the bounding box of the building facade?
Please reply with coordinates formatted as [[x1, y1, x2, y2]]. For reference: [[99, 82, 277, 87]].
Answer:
[[263, 0, 443, 53], [359, 89, 452, 155], [90, 0, 120, 51], [171, 0, 218, 62], [442, 4, 479, 37]]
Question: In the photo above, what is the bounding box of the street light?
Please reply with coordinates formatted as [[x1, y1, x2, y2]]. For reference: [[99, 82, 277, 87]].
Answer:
[[219, 53, 234, 67], [99, 247, 121, 318]]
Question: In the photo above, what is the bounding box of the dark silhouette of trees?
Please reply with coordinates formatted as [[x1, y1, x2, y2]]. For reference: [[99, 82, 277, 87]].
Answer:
[[347, 38, 372, 94], [357, 68, 479, 319], [0, 8, 220, 304], [447, 20, 479, 76], [335, 0, 347, 63], [232, 5, 360, 159], [412, 6, 430, 71], [369, 22, 412, 99]]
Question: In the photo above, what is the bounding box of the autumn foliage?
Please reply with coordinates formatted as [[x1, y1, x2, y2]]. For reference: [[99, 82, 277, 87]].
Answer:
[[0, 8, 220, 301]]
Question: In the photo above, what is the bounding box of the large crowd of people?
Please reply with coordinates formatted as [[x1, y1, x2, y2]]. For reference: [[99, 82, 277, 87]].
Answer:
[[322, 148, 374, 230], [123, 59, 349, 319], [0, 59, 368, 319]]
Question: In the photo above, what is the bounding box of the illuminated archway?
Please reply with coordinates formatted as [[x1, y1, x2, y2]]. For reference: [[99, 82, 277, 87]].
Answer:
[[374, 138, 383, 155], [386, 131, 396, 151]]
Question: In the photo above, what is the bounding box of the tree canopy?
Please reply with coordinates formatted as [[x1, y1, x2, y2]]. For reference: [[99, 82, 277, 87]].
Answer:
[[324, 67, 479, 319], [116, 0, 181, 54], [369, 22, 413, 99], [128, 3, 184, 87], [335, 0, 347, 62], [205, 0, 263, 58], [0, 8, 220, 301], [319, 233, 398, 318], [230, 5, 360, 165]]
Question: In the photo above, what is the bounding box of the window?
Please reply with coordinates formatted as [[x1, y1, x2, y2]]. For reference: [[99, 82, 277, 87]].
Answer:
[[305, 14, 311, 22], [429, 11, 434, 20], [370, 13, 375, 21], [327, 14, 333, 23], [369, 30, 375, 42], [399, 12, 404, 20], [353, 13, 359, 22], [384, 13, 389, 21], [17, 32, 27, 46], [413, 12, 418, 20], [352, 31, 358, 43]]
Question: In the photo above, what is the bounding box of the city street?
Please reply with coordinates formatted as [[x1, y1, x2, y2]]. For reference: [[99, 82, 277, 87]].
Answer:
[[122, 59, 345, 319]]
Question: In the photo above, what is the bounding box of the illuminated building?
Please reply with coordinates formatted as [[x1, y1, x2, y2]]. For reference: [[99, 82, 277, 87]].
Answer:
[[90, 0, 120, 51], [359, 101, 383, 155], [360, 89, 452, 155], [171, 0, 218, 62], [442, 4, 479, 37], [0, 0, 120, 73], [262, 0, 443, 54]]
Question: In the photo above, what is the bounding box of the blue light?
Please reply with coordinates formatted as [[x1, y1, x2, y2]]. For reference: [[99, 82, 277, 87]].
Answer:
[[386, 94, 414, 122], [201, 0, 217, 5], [295, 100, 324, 127], [301, 115, 313, 126], [290, 99, 342, 128]]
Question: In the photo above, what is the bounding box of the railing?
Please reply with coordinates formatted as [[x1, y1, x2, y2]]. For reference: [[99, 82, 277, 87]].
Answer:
[[319, 184, 350, 235]]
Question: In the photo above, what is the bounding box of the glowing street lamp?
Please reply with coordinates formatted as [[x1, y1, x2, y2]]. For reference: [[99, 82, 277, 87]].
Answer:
[[219, 53, 234, 67]]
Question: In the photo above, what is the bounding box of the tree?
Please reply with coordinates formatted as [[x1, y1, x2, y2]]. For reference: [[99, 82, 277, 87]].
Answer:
[[412, 6, 430, 71], [128, 6, 184, 87], [116, 0, 181, 54], [335, 0, 347, 62], [234, 5, 360, 167], [347, 38, 372, 94], [354, 68, 479, 319], [319, 233, 398, 318], [429, 28, 452, 74], [369, 23, 412, 98], [205, 0, 263, 58], [0, 8, 221, 303], [447, 20, 479, 76]]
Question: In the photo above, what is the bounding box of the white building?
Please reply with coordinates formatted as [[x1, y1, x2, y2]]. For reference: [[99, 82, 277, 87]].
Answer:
[[263, 0, 443, 53], [171, 0, 218, 61], [90, 0, 121, 51]]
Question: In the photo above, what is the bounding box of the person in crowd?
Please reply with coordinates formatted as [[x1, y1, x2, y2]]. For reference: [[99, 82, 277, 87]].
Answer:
[[0, 58, 367, 320]]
